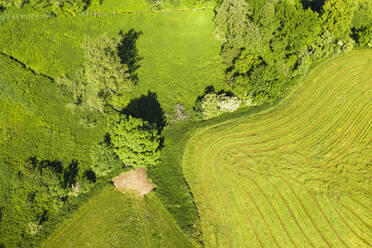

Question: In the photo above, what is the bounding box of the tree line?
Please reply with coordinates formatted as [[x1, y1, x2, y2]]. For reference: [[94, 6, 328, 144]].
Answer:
[[213, 0, 371, 106]]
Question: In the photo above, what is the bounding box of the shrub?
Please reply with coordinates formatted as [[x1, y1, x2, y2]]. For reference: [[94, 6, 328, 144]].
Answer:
[[355, 24, 372, 47], [90, 143, 123, 177], [109, 115, 161, 168], [194, 92, 241, 120]]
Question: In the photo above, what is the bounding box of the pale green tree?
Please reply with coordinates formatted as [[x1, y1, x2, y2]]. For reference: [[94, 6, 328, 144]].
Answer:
[[109, 116, 161, 168]]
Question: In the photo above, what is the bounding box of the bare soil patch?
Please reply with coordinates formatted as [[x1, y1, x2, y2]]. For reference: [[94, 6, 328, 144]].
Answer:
[[112, 167, 155, 196]]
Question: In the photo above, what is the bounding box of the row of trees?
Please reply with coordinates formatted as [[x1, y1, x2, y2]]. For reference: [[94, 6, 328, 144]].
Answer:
[[0, 0, 99, 15], [214, 0, 370, 105], [58, 31, 161, 176]]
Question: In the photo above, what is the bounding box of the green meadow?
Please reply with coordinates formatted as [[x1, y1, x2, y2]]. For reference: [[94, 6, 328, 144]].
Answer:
[[0, 10, 226, 113], [0, 7, 225, 247], [182, 50, 372, 247], [42, 187, 194, 248], [1, 0, 371, 247]]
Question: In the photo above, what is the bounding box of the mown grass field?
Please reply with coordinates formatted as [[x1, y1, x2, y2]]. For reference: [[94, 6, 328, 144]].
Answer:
[[182, 49, 372, 247], [42, 187, 194, 248]]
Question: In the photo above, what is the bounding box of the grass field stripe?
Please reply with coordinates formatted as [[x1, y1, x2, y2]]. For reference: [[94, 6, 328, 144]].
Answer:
[[201, 146, 231, 247], [229, 166, 321, 247], [326, 195, 372, 246], [280, 177, 333, 248], [337, 199, 372, 234], [266, 174, 317, 247], [348, 194, 372, 213], [182, 50, 372, 247], [239, 170, 300, 247], [289, 177, 352, 248], [241, 207, 265, 248]]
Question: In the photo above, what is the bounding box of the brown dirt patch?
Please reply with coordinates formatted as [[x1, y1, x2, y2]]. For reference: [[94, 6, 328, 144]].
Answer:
[[112, 167, 155, 196]]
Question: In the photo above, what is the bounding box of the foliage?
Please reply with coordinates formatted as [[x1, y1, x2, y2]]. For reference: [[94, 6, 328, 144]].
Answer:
[[90, 143, 123, 177], [320, 0, 356, 40], [109, 115, 161, 168], [0, 52, 104, 247], [194, 91, 241, 120], [0, 10, 226, 245], [354, 24, 372, 47], [57, 33, 134, 112], [215, 0, 359, 105], [0, 11, 226, 113]]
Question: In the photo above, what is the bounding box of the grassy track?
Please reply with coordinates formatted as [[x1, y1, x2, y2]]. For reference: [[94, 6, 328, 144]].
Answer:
[[182, 50, 372, 248], [42, 187, 194, 248]]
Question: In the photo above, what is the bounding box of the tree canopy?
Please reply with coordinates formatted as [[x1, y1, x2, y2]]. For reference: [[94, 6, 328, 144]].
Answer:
[[57, 34, 134, 112], [109, 115, 161, 168], [214, 0, 361, 105]]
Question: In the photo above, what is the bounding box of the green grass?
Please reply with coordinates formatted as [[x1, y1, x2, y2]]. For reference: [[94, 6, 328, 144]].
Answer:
[[41, 187, 194, 248], [0, 53, 104, 183], [0, 10, 226, 113], [0, 52, 106, 247], [0, 8, 225, 245], [182, 49, 372, 247]]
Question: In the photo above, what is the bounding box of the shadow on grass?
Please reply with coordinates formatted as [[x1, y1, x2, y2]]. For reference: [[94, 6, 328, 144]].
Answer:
[[118, 29, 143, 83], [195, 85, 235, 102], [300, 0, 324, 12], [123, 91, 166, 131]]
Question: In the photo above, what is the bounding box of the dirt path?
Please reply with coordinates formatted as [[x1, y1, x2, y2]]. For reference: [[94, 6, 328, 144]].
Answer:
[[112, 167, 155, 196]]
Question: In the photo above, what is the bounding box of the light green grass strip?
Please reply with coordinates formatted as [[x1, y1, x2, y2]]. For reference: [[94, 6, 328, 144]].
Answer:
[[42, 187, 194, 248]]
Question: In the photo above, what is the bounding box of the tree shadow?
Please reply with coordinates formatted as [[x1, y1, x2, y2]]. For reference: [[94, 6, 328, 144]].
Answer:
[[27, 157, 63, 175], [300, 0, 325, 12], [84, 169, 97, 183], [196, 85, 235, 102], [63, 160, 79, 188], [123, 91, 166, 131], [118, 29, 143, 83]]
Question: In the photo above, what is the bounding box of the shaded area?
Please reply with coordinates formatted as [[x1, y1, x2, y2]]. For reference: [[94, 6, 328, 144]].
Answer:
[[301, 0, 325, 12], [84, 169, 97, 183], [63, 160, 79, 188], [27, 157, 93, 189], [123, 91, 166, 131], [118, 29, 143, 82], [195, 85, 234, 102], [27, 157, 63, 174]]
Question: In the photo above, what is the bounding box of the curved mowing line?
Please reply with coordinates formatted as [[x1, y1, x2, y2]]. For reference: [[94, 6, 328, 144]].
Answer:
[[348, 194, 372, 213], [218, 164, 282, 248], [280, 177, 333, 248], [234, 170, 298, 247], [228, 166, 318, 248], [288, 177, 352, 248], [182, 50, 372, 248], [326, 196, 372, 247], [337, 197, 372, 230], [210, 72, 367, 158]]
